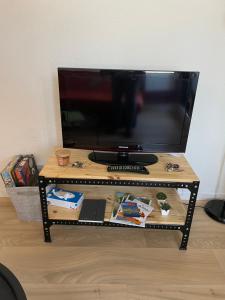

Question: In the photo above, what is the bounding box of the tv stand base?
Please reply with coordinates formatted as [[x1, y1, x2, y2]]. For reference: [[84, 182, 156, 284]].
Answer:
[[88, 151, 158, 166]]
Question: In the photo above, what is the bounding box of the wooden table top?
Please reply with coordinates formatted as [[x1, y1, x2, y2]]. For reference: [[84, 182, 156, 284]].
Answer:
[[39, 148, 199, 183]]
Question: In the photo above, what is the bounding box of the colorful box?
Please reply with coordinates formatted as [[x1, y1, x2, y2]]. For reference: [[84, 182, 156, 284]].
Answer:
[[47, 188, 84, 209]]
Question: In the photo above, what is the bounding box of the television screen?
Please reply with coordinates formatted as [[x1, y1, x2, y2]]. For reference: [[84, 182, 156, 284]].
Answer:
[[58, 68, 199, 153]]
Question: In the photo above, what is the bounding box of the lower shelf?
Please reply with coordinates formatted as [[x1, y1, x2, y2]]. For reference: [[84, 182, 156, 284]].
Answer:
[[48, 186, 186, 226]]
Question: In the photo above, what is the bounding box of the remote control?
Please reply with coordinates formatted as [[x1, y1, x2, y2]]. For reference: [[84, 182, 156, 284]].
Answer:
[[107, 165, 149, 174]]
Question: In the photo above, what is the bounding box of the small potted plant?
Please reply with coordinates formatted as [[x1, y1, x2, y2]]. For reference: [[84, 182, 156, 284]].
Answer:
[[160, 202, 171, 216], [156, 192, 167, 200]]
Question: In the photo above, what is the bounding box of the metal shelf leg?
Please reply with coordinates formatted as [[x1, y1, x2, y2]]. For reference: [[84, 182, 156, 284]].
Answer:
[[39, 176, 52, 243], [180, 181, 199, 250]]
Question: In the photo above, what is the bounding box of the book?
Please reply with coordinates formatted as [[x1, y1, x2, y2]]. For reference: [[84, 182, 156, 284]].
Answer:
[[110, 192, 153, 227], [1, 155, 22, 187], [124, 194, 152, 206], [1, 154, 38, 187], [79, 199, 106, 223], [121, 202, 141, 217], [10, 154, 38, 187], [111, 192, 152, 217], [13, 157, 31, 186], [25, 154, 39, 186], [47, 188, 84, 209]]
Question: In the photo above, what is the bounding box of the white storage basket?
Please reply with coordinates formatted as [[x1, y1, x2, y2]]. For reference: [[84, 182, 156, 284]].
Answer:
[[6, 186, 42, 221]]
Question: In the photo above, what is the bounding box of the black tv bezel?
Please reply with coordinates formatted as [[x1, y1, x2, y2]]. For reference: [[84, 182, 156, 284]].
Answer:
[[58, 67, 199, 154]]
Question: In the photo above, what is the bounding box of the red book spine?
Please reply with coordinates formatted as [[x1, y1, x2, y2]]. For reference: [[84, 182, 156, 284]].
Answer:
[[14, 166, 26, 186], [13, 158, 29, 186]]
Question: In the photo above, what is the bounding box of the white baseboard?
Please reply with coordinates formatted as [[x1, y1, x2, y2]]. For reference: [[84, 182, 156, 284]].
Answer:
[[178, 189, 225, 201]]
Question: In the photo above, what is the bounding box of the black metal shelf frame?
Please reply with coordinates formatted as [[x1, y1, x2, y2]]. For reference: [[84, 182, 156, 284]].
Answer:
[[38, 176, 199, 250]]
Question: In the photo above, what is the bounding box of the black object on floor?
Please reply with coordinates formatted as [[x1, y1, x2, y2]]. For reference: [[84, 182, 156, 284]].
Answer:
[[0, 263, 27, 300], [79, 199, 106, 223], [204, 199, 225, 223]]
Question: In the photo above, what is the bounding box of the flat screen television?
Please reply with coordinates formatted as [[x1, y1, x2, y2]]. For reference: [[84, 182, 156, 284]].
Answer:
[[58, 68, 199, 165]]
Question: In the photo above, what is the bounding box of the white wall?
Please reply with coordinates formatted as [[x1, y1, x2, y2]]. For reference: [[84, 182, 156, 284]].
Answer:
[[0, 0, 225, 198]]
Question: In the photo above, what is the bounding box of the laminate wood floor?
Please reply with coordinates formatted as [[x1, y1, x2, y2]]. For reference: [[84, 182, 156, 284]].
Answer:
[[1, 197, 225, 300]]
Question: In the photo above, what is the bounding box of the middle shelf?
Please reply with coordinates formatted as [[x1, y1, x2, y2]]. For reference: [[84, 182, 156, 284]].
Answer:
[[47, 185, 187, 225]]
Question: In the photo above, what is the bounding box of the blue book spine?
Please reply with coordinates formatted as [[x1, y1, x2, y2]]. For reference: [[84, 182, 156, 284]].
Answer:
[[1, 155, 22, 187], [1, 170, 15, 187]]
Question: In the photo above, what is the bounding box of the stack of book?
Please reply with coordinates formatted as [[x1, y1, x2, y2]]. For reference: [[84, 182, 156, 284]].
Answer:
[[110, 192, 154, 227], [47, 187, 84, 209], [1, 154, 39, 187]]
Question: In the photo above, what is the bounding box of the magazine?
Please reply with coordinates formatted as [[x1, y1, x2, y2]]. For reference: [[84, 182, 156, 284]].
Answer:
[[110, 192, 153, 227]]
